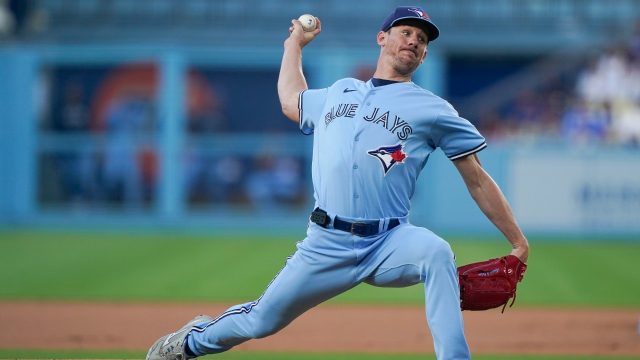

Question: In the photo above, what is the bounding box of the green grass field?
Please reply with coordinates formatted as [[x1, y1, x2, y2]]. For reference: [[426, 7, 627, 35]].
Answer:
[[1, 229, 639, 307], [1, 229, 639, 359]]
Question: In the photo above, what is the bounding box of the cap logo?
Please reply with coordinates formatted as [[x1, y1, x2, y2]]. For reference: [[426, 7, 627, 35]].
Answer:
[[407, 7, 428, 19]]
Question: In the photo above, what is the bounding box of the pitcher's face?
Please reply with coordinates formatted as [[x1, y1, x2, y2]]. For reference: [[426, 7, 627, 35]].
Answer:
[[377, 25, 428, 77]]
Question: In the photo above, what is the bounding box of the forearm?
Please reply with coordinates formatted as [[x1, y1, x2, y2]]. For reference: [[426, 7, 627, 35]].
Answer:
[[469, 171, 528, 250], [277, 41, 308, 122], [456, 155, 529, 261]]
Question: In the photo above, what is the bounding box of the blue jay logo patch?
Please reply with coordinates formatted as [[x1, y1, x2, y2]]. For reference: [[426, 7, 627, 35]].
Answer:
[[408, 7, 428, 19], [368, 144, 407, 175]]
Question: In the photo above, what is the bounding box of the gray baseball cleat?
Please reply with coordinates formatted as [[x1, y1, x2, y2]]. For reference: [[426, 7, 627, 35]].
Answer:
[[146, 314, 214, 360]]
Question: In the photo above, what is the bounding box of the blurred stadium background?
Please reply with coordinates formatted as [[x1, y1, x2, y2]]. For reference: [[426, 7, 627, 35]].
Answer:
[[1, 1, 640, 359], [1, 0, 640, 236]]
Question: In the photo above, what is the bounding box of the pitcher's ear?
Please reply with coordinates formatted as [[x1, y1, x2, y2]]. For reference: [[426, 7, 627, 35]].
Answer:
[[377, 31, 387, 46], [420, 47, 428, 64]]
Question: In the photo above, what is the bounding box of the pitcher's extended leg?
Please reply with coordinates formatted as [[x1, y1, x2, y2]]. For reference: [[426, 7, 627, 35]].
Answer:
[[188, 229, 358, 355], [361, 224, 470, 360]]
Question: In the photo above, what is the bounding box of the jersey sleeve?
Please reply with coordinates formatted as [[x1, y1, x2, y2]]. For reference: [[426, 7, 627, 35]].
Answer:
[[431, 106, 487, 161], [299, 88, 328, 135]]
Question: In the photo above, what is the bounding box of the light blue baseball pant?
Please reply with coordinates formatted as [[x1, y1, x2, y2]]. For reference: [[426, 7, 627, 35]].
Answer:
[[188, 222, 470, 360]]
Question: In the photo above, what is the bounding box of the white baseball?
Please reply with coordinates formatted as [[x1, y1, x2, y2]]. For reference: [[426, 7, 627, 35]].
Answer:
[[298, 14, 317, 32]]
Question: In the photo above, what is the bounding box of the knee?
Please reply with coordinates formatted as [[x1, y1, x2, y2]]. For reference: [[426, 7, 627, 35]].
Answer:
[[409, 234, 454, 270], [409, 232, 453, 262], [425, 240, 458, 280], [430, 238, 454, 262]]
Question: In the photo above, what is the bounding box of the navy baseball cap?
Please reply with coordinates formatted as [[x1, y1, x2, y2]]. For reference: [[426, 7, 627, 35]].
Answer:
[[380, 6, 440, 42]]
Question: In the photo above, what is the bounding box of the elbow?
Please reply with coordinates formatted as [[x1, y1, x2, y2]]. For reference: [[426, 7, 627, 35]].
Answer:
[[280, 102, 299, 123], [278, 91, 300, 123], [279, 99, 292, 116]]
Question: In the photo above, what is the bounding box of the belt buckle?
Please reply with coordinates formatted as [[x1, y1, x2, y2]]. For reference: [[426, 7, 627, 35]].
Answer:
[[310, 208, 330, 227], [350, 221, 370, 236]]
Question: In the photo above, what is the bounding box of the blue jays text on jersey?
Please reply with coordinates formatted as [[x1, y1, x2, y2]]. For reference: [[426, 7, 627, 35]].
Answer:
[[362, 107, 413, 140], [324, 103, 358, 126], [324, 103, 413, 141]]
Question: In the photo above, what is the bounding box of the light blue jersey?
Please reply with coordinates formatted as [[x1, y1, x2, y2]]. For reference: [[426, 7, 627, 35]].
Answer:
[[187, 78, 481, 360], [300, 78, 486, 219]]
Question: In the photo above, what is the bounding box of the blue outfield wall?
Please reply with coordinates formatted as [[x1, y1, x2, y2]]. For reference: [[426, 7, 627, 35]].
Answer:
[[0, 46, 639, 238], [2, 136, 639, 238], [414, 144, 640, 238]]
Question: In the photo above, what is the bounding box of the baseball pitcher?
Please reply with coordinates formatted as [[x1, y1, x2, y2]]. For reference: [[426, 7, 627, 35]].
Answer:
[[146, 6, 529, 360]]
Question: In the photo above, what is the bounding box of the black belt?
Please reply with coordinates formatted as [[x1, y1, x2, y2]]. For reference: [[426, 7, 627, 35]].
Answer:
[[310, 208, 400, 237]]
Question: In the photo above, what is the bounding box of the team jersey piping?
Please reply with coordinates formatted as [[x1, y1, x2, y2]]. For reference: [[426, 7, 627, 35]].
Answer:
[[448, 142, 487, 160]]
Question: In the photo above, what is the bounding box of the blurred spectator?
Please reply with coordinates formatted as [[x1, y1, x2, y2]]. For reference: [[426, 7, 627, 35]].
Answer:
[[611, 102, 640, 146], [102, 91, 153, 208], [539, 89, 568, 136], [575, 44, 640, 146], [185, 146, 305, 209], [0, 0, 14, 36], [185, 152, 245, 205], [8, 0, 31, 35], [211, 156, 245, 202], [501, 90, 545, 137], [245, 154, 278, 211], [53, 81, 99, 205], [476, 110, 512, 141], [5, 0, 47, 36], [245, 153, 304, 211], [271, 156, 303, 203], [186, 72, 228, 133], [55, 80, 89, 132], [187, 98, 227, 133], [576, 47, 629, 104], [628, 21, 640, 63], [474, 32, 640, 147], [138, 145, 158, 203], [561, 97, 610, 145]]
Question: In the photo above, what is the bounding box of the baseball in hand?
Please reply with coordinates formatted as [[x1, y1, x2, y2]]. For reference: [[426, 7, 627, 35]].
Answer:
[[298, 14, 317, 32]]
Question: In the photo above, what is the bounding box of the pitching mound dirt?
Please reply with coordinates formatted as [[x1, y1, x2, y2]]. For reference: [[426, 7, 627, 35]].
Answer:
[[0, 301, 638, 356]]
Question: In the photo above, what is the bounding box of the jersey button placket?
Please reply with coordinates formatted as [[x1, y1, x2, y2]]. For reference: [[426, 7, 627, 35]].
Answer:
[[352, 90, 373, 209]]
